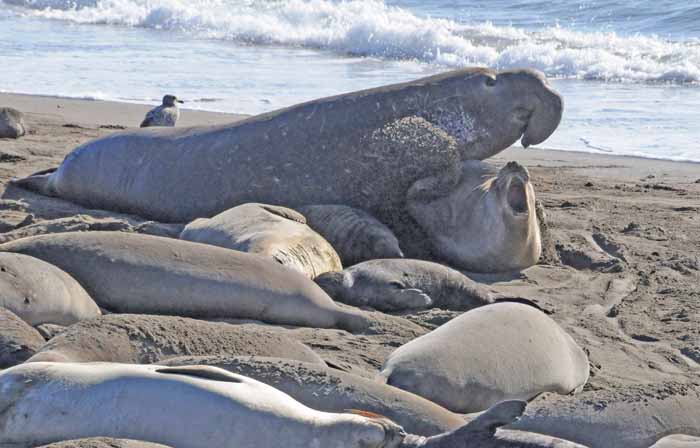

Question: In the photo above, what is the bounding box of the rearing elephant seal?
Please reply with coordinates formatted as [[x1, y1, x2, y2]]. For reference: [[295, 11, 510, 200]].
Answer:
[[14, 68, 562, 224]]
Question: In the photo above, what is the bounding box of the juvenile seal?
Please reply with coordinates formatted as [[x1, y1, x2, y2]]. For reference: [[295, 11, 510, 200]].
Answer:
[[0, 231, 373, 332], [379, 302, 589, 413], [180, 203, 342, 279], [0, 107, 27, 138], [0, 307, 45, 368], [406, 160, 541, 272], [140, 94, 183, 127], [161, 355, 466, 436], [0, 362, 587, 448], [298, 204, 404, 266], [0, 252, 101, 326], [14, 68, 562, 223], [315, 258, 502, 312], [26, 314, 323, 365]]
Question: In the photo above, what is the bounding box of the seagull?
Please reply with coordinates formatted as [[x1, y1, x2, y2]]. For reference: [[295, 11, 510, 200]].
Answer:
[[140, 95, 184, 128]]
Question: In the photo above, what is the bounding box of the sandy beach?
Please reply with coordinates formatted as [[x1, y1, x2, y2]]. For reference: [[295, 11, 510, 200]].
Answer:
[[1, 92, 699, 444]]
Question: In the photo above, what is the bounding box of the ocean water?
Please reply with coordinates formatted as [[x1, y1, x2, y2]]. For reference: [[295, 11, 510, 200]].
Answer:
[[0, 0, 699, 162]]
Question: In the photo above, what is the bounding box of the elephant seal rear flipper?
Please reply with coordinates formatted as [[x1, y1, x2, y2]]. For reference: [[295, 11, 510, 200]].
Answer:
[[10, 167, 58, 197]]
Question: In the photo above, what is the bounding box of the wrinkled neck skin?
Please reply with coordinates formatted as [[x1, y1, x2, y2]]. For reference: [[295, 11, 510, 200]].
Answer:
[[409, 163, 541, 273]]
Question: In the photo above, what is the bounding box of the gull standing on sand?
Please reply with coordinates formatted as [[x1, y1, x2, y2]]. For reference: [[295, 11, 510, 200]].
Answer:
[[140, 95, 183, 128]]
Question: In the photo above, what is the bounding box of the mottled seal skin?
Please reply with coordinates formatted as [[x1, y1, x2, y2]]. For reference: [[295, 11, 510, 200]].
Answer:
[[0, 363, 585, 448], [180, 203, 342, 279], [315, 259, 500, 312], [0, 252, 101, 326], [509, 383, 700, 448], [0, 107, 27, 139], [379, 302, 589, 413], [0, 231, 373, 332], [298, 204, 404, 266], [25, 313, 324, 365], [13, 68, 562, 223], [0, 307, 45, 368], [407, 160, 541, 273], [161, 355, 466, 437]]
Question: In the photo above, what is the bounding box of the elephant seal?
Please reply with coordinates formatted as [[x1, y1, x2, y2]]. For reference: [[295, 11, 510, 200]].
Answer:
[[298, 205, 404, 266], [180, 203, 342, 279], [37, 439, 172, 448], [651, 436, 700, 448], [0, 307, 45, 368], [160, 355, 466, 436], [0, 107, 27, 139], [25, 313, 323, 365], [0, 252, 101, 326], [14, 68, 562, 223], [406, 160, 541, 272], [315, 258, 504, 312], [0, 231, 373, 332], [510, 383, 700, 448], [379, 302, 589, 413], [0, 362, 586, 448]]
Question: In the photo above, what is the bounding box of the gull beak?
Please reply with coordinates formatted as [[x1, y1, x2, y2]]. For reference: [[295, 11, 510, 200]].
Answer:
[[177, 100, 185, 104]]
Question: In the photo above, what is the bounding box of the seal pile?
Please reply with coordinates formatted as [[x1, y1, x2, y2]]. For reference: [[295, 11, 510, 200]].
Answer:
[[0, 69, 693, 448]]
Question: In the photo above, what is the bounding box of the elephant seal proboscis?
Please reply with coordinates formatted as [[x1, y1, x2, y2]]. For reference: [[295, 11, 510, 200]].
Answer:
[[407, 160, 541, 272], [315, 258, 520, 312], [379, 302, 589, 413], [160, 355, 466, 436], [14, 68, 562, 224], [25, 313, 324, 365], [180, 203, 342, 279], [0, 362, 586, 448], [509, 383, 700, 448], [36, 439, 172, 448], [0, 307, 45, 368], [0, 252, 101, 326], [298, 205, 404, 266], [0, 231, 373, 332]]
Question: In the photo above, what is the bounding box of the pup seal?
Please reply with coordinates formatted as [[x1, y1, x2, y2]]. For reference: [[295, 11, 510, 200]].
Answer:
[[315, 258, 502, 312], [26, 314, 324, 365], [0, 231, 373, 332], [0, 362, 587, 448], [180, 203, 342, 279], [298, 204, 404, 266], [0, 107, 27, 139], [0, 252, 100, 326], [14, 68, 562, 223], [406, 160, 541, 272], [379, 302, 589, 413]]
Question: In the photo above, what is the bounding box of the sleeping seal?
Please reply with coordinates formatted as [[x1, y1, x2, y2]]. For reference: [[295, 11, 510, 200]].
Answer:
[[14, 68, 562, 224], [0, 362, 587, 448], [0, 231, 373, 332], [180, 203, 342, 279], [0, 307, 45, 368], [379, 302, 589, 413]]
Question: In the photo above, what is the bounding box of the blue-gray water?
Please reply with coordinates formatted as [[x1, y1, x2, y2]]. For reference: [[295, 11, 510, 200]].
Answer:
[[1, 0, 699, 161]]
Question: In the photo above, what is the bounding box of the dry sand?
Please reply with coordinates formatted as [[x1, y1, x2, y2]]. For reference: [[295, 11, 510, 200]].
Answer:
[[1, 92, 699, 432]]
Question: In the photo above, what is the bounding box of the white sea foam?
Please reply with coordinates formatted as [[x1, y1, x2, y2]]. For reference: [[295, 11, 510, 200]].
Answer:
[[7, 0, 700, 84]]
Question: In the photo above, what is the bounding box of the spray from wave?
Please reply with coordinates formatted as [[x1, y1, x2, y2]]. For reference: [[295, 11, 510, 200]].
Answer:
[[5, 0, 700, 83]]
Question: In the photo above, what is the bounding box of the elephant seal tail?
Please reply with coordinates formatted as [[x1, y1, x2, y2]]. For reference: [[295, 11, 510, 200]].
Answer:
[[10, 168, 58, 197]]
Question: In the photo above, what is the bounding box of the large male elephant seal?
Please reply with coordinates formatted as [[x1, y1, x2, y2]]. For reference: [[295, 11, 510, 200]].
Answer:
[[298, 205, 404, 266], [0, 231, 373, 332], [379, 302, 589, 413], [180, 203, 342, 279], [405, 160, 541, 272], [0, 252, 101, 326], [26, 314, 323, 365], [14, 68, 562, 224], [315, 258, 501, 312], [161, 355, 466, 436], [0, 362, 587, 448]]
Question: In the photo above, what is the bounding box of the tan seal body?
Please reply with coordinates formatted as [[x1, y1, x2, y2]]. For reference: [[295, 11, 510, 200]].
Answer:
[[407, 160, 541, 273], [0, 307, 45, 368], [379, 302, 589, 413], [0, 232, 371, 332], [13, 68, 562, 223], [180, 203, 341, 279], [0, 252, 100, 326]]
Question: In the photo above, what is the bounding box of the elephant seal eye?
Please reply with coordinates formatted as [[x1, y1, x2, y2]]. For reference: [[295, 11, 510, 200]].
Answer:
[[389, 281, 404, 289], [485, 77, 497, 87]]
